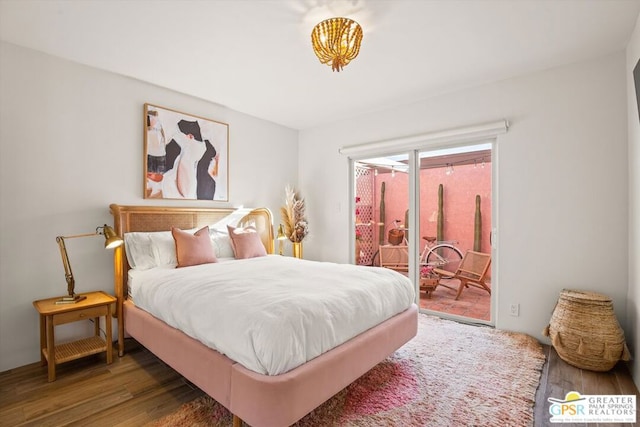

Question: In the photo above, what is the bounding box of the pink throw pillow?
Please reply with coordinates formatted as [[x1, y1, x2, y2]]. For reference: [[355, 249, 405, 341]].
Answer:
[[227, 225, 267, 259], [171, 226, 218, 268]]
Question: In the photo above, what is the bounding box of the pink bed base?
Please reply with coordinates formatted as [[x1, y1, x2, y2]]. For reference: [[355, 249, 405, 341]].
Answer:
[[124, 300, 418, 427]]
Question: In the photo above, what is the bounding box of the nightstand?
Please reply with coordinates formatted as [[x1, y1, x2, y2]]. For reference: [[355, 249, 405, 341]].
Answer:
[[33, 291, 116, 382]]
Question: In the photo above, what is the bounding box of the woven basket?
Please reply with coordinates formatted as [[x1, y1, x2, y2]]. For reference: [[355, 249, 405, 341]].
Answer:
[[543, 289, 630, 372], [388, 229, 404, 245]]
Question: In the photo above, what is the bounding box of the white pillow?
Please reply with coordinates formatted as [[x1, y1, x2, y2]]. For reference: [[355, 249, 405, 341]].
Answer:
[[210, 230, 235, 258], [123, 232, 158, 270], [124, 209, 256, 269], [124, 230, 176, 269], [125, 228, 239, 269], [151, 231, 178, 267]]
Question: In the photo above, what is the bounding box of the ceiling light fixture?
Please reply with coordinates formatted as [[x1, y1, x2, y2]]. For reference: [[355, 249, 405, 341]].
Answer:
[[311, 17, 363, 72]]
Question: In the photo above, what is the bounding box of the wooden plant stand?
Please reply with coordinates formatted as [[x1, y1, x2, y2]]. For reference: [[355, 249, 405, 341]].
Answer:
[[420, 277, 439, 298]]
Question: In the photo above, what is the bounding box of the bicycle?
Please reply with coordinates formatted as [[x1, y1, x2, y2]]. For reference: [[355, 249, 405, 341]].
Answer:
[[419, 236, 463, 274], [376, 220, 463, 274]]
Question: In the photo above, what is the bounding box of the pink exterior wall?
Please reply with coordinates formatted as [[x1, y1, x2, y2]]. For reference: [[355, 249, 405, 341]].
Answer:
[[357, 163, 491, 264]]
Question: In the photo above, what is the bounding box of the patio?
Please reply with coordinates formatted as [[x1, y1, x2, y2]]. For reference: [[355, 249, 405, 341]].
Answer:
[[418, 278, 491, 321]]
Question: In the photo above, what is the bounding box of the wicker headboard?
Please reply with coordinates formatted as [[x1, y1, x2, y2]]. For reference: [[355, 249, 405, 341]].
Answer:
[[109, 204, 274, 353]]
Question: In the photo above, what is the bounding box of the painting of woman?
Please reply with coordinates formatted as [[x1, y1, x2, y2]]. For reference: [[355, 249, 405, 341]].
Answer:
[[144, 104, 228, 201]]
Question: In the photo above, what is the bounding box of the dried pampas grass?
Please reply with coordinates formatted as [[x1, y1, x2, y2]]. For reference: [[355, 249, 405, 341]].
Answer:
[[281, 186, 308, 243]]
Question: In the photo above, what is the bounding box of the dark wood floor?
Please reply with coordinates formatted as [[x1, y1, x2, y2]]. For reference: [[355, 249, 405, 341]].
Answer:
[[534, 345, 638, 427], [1, 339, 637, 426], [0, 339, 204, 426]]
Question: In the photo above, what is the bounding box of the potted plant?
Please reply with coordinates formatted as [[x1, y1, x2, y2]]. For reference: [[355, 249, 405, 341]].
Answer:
[[420, 265, 439, 297], [281, 186, 308, 258]]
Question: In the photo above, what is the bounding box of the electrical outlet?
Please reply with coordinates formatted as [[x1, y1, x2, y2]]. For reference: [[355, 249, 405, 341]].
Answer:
[[509, 303, 520, 317]]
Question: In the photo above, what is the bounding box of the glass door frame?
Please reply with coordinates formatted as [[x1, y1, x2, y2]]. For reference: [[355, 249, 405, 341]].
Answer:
[[349, 139, 498, 326]]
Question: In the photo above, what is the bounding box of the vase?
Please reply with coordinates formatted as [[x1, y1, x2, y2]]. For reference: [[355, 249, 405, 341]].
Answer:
[[292, 242, 303, 259], [355, 240, 361, 264]]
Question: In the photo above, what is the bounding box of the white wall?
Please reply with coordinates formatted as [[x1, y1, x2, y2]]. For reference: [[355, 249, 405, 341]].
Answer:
[[0, 40, 632, 375], [0, 42, 299, 372], [299, 52, 629, 343], [626, 13, 640, 385]]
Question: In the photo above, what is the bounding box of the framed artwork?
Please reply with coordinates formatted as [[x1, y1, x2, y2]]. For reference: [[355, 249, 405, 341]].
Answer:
[[144, 103, 229, 201]]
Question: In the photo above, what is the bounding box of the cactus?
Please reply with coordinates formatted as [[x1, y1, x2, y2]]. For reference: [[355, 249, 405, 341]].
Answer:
[[474, 195, 481, 251], [437, 184, 444, 242], [379, 182, 386, 245]]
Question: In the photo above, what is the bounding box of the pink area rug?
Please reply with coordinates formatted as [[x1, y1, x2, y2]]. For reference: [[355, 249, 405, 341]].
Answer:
[[148, 314, 545, 426]]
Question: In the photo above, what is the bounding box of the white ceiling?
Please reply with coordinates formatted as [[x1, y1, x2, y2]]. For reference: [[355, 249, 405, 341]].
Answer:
[[1, 0, 639, 130]]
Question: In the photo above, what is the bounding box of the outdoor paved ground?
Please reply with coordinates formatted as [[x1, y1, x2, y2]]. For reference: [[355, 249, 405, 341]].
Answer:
[[419, 278, 491, 321]]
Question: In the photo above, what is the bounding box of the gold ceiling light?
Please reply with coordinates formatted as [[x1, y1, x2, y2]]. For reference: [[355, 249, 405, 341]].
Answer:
[[311, 17, 363, 72]]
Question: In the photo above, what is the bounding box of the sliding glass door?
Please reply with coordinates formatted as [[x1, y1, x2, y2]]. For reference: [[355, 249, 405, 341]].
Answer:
[[354, 154, 409, 270], [353, 142, 494, 325], [416, 143, 492, 322]]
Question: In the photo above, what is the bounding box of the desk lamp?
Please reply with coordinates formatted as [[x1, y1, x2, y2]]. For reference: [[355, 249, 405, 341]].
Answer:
[[56, 224, 123, 304]]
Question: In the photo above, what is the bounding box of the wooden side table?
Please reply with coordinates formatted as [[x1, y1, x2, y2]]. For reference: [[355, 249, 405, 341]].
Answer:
[[420, 277, 440, 298], [33, 291, 116, 382]]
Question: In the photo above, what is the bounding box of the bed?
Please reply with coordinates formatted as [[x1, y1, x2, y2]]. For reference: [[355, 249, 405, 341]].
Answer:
[[110, 204, 418, 427]]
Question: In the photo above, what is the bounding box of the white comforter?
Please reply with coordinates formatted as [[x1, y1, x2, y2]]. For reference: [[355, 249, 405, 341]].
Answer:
[[129, 255, 414, 375]]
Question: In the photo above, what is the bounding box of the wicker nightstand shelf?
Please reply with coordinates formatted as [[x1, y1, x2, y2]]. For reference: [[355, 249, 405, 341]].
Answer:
[[33, 291, 116, 382]]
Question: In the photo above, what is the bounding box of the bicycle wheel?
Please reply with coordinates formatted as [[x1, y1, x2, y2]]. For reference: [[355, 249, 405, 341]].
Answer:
[[426, 244, 463, 274], [370, 249, 380, 267]]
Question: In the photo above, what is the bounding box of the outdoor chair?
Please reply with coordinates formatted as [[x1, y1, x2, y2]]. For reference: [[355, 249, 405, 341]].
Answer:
[[434, 250, 491, 300], [379, 244, 409, 272]]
